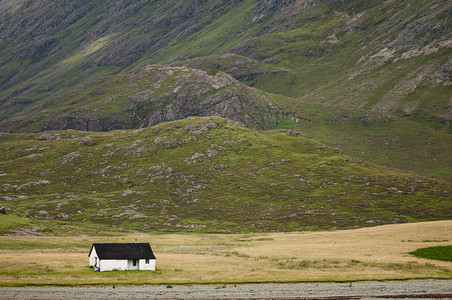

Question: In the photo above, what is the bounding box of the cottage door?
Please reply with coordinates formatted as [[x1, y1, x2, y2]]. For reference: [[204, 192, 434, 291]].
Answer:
[[128, 259, 139, 270]]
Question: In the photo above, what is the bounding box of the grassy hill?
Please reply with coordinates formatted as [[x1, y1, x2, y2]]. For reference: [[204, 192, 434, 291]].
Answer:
[[0, 0, 450, 182], [0, 117, 450, 235], [0, 1, 451, 235]]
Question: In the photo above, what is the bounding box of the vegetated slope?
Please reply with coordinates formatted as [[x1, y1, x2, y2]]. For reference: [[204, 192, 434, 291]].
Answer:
[[0, 117, 450, 235], [0, 0, 451, 182], [1, 63, 284, 131], [0, 0, 449, 127], [0, 0, 24, 15]]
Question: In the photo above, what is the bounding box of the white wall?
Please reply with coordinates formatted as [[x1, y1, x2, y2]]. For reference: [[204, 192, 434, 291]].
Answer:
[[95, 259, 155, 271], [128, 259, 139, 270], [140, 259, 156, 271], [99, 259, 128, 271], [89, 247, 98, 267]]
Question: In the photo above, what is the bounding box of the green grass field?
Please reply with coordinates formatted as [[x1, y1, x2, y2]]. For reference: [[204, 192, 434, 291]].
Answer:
[[410, 246, 452, 262]]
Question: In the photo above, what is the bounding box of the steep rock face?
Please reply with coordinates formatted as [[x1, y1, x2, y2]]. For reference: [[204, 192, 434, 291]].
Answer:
[[37, 65, 284, 132]]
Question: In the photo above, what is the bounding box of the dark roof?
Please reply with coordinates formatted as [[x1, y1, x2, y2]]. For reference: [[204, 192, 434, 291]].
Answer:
[[89, 243, 156, 260]]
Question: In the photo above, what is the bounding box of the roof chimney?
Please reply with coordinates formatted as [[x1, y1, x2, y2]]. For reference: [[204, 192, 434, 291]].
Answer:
[[106, 238, 110, 243], [134, 239, 138, 243]]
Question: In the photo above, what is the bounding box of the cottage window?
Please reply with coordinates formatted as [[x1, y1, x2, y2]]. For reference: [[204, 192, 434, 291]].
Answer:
[[145, 259, 149, 264], [133, 259, 137, 266]]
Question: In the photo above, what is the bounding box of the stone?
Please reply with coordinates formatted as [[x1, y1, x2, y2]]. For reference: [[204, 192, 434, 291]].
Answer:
[[60, 152, 80, 164], [78, 136, 94, 146], [287, 130, 300, 136], [37, 133, 61, 140]]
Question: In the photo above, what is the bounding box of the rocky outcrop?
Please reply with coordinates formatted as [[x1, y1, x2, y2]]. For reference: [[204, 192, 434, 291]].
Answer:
[[60, 152, 80, 164], [2, 180, 50, 192], [39, 65, 284, 131], [178, 53, 298, 90], [0, 0, 450, 133], [129, 65, 284, 130], [37, 133, 60, 140]]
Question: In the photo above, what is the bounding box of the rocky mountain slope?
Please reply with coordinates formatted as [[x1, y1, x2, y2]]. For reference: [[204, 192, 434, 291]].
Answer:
[[0, 0, 450, 181], [1, 0, 449, 122], [2, 63, 283, 131], [1, 117, 450, 235]]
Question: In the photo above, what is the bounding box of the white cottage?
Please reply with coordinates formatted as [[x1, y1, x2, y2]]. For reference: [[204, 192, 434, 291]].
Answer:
[[88, 243, 156, 271]]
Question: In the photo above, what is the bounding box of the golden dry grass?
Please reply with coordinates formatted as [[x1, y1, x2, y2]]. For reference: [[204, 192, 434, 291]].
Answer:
[[0, 221, 450, 286]]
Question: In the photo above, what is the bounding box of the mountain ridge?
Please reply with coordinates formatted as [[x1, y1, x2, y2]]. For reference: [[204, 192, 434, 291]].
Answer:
[[1, 0, 450, 129]]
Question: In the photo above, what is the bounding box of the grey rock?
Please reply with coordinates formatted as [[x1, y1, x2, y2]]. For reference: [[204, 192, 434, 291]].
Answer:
[[78, 136, 94, 146], [60, 152, 80, 164], [37, 133, 61, 141], [287, 130, 300, 136]]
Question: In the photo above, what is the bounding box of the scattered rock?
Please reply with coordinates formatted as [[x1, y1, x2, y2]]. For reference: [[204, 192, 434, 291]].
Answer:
[[2, 180, 50, 192], [56, 213, 70, 220], [135, 168, 146, 178], [0, 195, 29, 201], [206, 149, 218, 158], [129, 213, 147, 220], [184, 121, 218, 135], [78, 136, 94, 146], [19, 180, 50, 190], [287, 130, 300, 136], [149, 164, 163, 172], [0, 205, 6, 214], [129, 140, 142, 148], [154, 137, 179, 147], [37, 133, 60, 140], [56, 202, 69, 210], [127, 145, 152, 157], [60, 152, 80, 164], [1, 184, 15, 192], [223, 139, 238, 145], [184, 152, 205, 164], [122, 190, 134, 197], [104, 96, 116, 104], [113, 209, 137, 218]]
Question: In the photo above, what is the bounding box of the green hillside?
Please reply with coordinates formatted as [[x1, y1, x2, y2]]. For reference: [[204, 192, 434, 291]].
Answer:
[[0, 0, 451, 235], [0, 117, 450, 235], [0, 0, 450, 182], [1, 63, 284, 131]]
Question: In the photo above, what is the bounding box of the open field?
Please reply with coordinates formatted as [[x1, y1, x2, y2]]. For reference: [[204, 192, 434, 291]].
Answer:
[[0, 221, 451, 286]]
